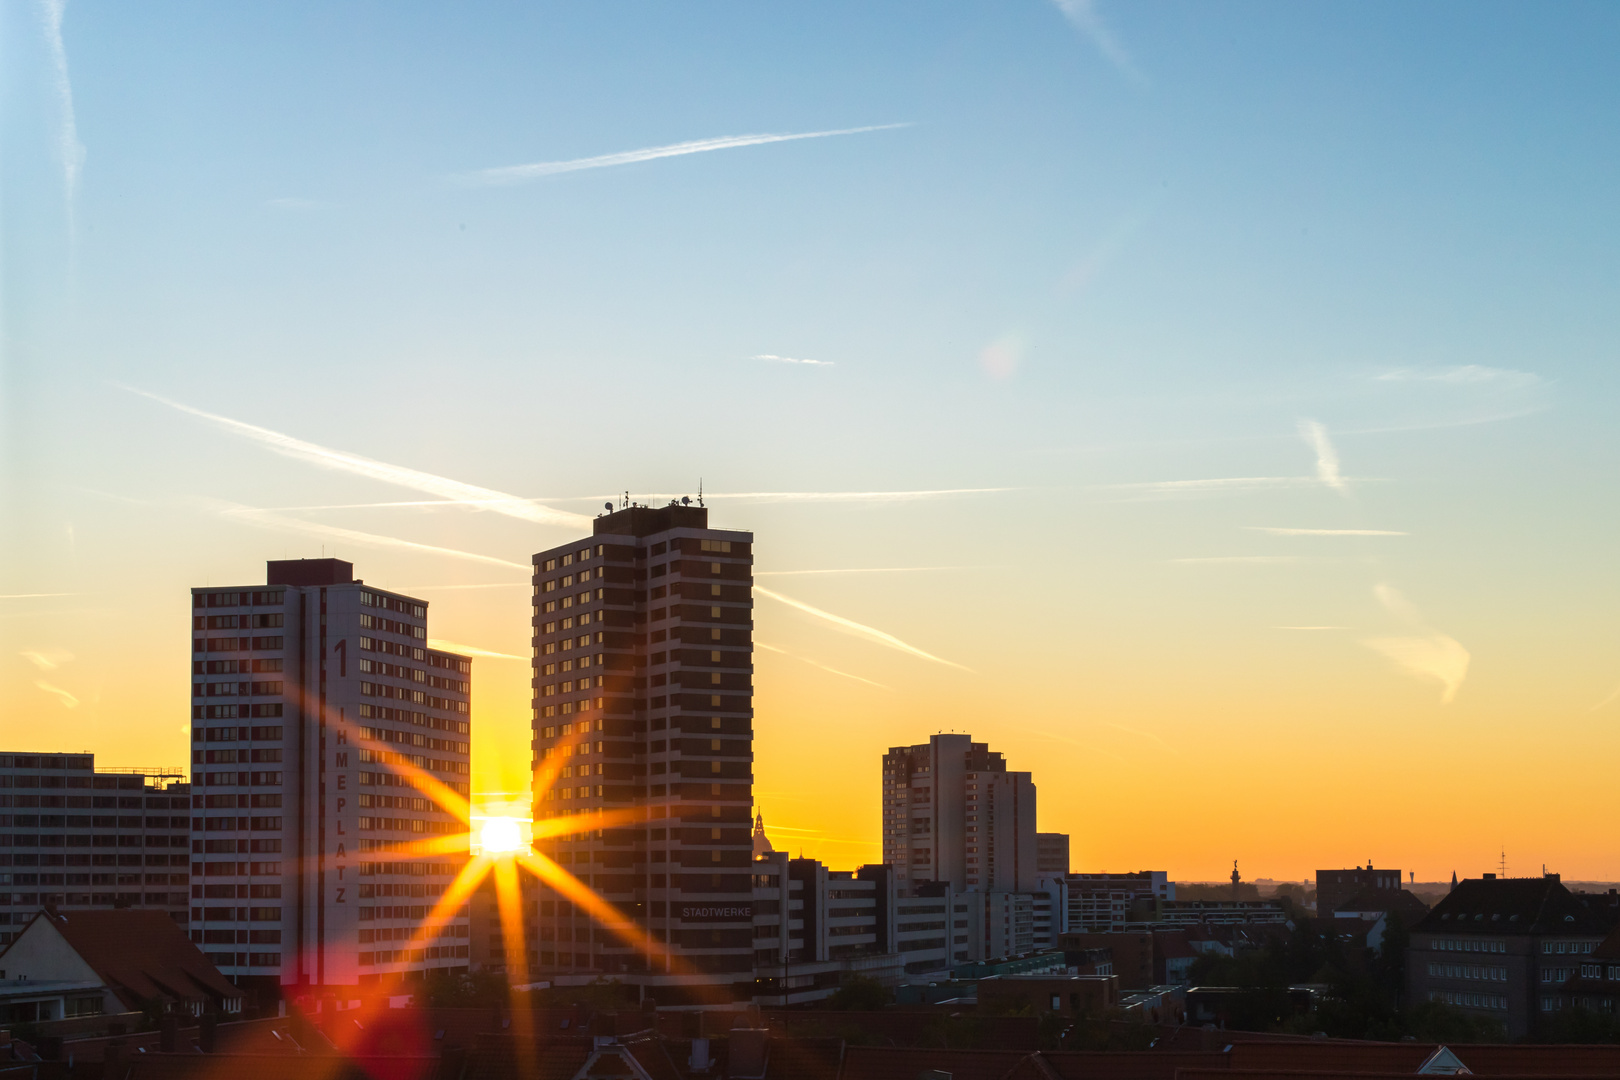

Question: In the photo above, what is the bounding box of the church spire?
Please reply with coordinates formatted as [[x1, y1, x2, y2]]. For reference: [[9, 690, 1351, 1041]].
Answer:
[[752, 810, 775, 858]]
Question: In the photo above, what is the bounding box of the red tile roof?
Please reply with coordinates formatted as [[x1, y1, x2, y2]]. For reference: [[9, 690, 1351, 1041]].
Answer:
[[15, 910, 240, 1013]]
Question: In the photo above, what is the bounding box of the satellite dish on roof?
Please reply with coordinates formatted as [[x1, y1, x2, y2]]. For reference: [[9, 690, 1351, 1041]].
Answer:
[[682, 496, 691, 505], [604, 502, 614, 512]]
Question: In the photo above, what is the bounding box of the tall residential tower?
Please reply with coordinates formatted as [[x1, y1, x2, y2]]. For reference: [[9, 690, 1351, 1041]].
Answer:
[[881, 734, 1037, 895], [530, 503, 755, 1003], [190, 559, 471, 998]]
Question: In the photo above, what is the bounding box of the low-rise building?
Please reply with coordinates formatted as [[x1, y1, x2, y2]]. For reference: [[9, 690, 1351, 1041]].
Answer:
[[1064, 871, 1172, 932], [976, 973, 1117, 1018], [1316, 864, 1405, 917], [0, 909, 241, 1021]]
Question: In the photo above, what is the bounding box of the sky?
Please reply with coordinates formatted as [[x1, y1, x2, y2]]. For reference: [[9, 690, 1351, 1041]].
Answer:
[[3, 1, 1619, 883]]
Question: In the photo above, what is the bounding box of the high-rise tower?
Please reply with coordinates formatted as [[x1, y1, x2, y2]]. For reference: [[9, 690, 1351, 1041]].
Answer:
[[530, 503, 755, 1003], [881, 733, 1037, 895], [190, 559, 471, 997]]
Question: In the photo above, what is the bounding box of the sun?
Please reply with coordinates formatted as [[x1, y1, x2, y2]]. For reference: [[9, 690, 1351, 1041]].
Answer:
[[476, 815, 529, 855]]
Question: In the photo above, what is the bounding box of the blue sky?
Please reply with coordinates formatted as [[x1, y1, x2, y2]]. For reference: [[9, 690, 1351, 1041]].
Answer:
[[4, 1, 1620, 877]]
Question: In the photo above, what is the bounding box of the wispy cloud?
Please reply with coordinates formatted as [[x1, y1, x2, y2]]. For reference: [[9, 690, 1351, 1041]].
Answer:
[[1247, 527, 1406, 537], [755, 566, 982, 577], [39, 0, 85, 216], [460, 124, 911, 186], [129, 388, 589, 529], [1375, 365, 1539, 387], [21, 650, 72, 671], [35, 680, 79, 708], [1298, 420, 1346, 493], [1171, 556, 1314, 565], [1591, 684, 1620, 712], [661, 488, 1016, 504], [755, 586, 970, 671], [1051, 0, 1148, 85], [1, 593, 76, 600], [753, 354, 833, 367], [1103, 477, 1325, 500], [427, 638, 526, 661], [1277, 625, 1347, 630], [757, 641, 890, 689], [217, 504, 530, 570], [1362, 583, 1470, 703], [406, 582, 529, 591]]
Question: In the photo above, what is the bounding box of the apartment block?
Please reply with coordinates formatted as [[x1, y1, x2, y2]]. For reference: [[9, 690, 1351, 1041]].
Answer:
[[0, 755, 190, 945], [1316, 864, 1405, 917], [1031, 875, 1069, 952], [749, 854, 902, 1004], [1408, 874, 1615, 1039], [881, 734, 1037, 894], [1036, 833, 1070, 876], [529, 503, 755, 1003], [191, 559, 471, 996], [1065, 871, 1174, 932]]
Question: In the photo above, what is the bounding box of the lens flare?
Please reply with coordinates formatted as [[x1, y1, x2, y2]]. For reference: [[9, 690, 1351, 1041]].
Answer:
[[478, 815, 527, 854]]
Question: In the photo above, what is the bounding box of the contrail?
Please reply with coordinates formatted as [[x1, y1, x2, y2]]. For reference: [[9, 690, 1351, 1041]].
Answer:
[[129, 388, 589, 529], [1247, 527, 1406, 536], [40, 0, 86, 213], [218, 504, 530, 571], [755, 586, 970, 671], [634, 488, 1016, 504], [1299, 420, 1347, 492], [460, 124, 911, 185], [758, 641, 890, 689], [427, 639, 527, 661], [1051, 0, 1149, 86]]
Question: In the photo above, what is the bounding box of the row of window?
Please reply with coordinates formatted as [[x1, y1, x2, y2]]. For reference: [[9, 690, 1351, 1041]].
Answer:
[[357, 817, 456, 834], [199, 749, 281, 764], [1, 834, 187, 848], [359, 683, 469, 713], [540, 567, 596, 592], [360, 592, 426, 618], [539, 546, 598, 573], [359, 944, 468, 966], [359, 613, 426, 639], [197, 659, 283, 675], [198, 772, 283, 787], [538, 616, 593, 636], [194, 613, 284, 630], [358, 726, 468, 755], [356, 705, 469, 735], [195, 635, 285, 654], [540, 654, 599, 676], [541, 676, 602, 697], [1429, 962, 1506, 981], [195, 590, 285, 609], [0, 815, 187, 828], [198, 725, 284, 742], [196, 681, 284, 698], [540, 589, 600, 614], [356, 748, 471, 772], [538, 698, 602, 719], [196, 704, 284, 720], [542, 786, 604, 801], [358, 924, 468, 942]]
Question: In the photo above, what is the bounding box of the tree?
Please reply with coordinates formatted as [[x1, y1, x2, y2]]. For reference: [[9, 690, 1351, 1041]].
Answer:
[[824, 975, 891, 1011]]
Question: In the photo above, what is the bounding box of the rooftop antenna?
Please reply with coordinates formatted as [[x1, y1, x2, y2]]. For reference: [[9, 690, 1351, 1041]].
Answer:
[[698, 479, 704, 507], [1500, 845, 1507, 878]]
